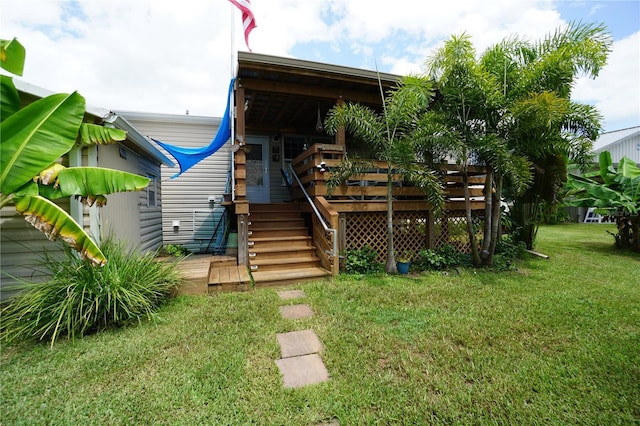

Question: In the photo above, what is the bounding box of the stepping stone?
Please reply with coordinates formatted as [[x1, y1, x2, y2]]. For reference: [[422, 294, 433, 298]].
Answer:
[[277, 289, 306, 300], [279, 304, 314, 319], [276, 329, 323, 358], [275, 353, 329, 388]]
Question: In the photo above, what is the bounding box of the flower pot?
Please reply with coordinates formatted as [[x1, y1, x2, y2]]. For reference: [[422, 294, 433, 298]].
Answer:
[[397, 261, 410, 274]]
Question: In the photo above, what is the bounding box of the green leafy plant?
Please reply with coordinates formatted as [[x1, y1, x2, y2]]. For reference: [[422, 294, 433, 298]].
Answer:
[[0, 236, 184, 347], [160, 244, 191, 257], [414, 245, 462, 271], [396, 250, 414, 263], [567, 151, 640, 251], [343, 245, 381, 274], [0, 38, 149, 266]]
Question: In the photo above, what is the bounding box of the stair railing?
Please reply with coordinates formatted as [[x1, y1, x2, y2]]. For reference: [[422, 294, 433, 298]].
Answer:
[[287, 163, 338, 271]]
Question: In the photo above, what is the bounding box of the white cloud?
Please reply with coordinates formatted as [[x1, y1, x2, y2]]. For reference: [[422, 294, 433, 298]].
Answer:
[[1, 0, 635, 131], [573, 31, 640, 131]]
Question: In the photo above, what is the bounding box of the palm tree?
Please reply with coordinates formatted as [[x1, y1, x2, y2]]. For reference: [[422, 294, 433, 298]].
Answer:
[[324, 75, 443, 273], [480, 22, 612, 249], [424, 33, 532, 267]]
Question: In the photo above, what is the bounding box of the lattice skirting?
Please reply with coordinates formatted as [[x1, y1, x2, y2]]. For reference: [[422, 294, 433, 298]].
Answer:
[[342, 210, 484, 262]]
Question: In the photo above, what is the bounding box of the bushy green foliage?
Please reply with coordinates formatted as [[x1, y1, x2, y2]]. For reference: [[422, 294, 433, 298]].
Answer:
[[1, 237, 183, 347], [414, 245, 462, 271], [494, 234, 528, 270], [159, 243, 190, 257], [344, 246, 381, 274]]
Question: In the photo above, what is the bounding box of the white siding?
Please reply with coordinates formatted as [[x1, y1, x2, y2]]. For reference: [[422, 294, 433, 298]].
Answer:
[[0, 199, 69, 297], [593, 127, 640, 164], [594, 134, 640, 165], [121, 113, 231, 253]]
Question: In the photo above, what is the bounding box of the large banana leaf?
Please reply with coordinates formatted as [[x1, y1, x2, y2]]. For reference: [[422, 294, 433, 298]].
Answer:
[[0, 38, 25, 76], [1, 75, 20, 121], [0, 92, 85, 195], [80, 124, 126, 146], [14, 195, 107, 266], [37, 167, 150, 200]]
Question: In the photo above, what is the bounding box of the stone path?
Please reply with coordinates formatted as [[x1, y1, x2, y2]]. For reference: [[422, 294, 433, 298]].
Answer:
[[274, 289, 329, 389]]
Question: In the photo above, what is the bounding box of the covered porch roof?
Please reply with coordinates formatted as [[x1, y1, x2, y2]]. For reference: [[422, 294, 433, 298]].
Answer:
[[236, 51, 401, 135]]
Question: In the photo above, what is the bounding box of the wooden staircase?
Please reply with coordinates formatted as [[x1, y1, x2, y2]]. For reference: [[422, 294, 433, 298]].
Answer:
[[248, 203, 331, 286]]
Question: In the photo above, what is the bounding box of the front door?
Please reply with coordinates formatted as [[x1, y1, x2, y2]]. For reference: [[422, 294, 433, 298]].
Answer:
[[245, 136, 270, 203]]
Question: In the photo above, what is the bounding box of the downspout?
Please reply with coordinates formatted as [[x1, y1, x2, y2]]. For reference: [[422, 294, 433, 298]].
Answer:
[[87, 145, 101, 245], [68, 146, 83, 227]]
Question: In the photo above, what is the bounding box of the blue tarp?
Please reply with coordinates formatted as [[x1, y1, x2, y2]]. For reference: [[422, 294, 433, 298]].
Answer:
[[152, 78, 235, 178]]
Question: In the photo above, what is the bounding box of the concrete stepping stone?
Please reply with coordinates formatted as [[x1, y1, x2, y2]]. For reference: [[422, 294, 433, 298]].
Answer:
[[277, 289, 306, 300], [279, 304, 314, 319], [275, 353, 329, 388], [276, 329, 323, 358]]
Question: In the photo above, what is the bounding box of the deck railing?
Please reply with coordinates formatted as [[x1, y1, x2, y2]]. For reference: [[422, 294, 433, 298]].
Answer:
[[286, 163, 339, 276], [289, 143, 487, 212]]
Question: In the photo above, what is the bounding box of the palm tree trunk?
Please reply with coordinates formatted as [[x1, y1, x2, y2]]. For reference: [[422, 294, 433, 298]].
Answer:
[[481, 166, 494, 265], [486, 176, 503, 266], [386, 169, 397, 273], [463, 169, 481, 267]]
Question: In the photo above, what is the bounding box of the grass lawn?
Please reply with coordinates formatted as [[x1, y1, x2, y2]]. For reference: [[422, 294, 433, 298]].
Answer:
[[2, 224, 638, 425]]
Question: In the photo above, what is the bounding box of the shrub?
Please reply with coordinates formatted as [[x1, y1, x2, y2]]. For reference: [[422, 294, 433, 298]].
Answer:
[[344, 245, 381, 274], [1, 237, 183, 347], [159, 243, 190, 257], [414, 245, 462, 271], [494, 233, 528, 270]]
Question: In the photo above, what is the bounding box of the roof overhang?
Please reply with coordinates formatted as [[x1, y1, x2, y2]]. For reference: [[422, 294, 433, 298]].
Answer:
[[236, 52, 401, 134], [13, 79, 174, 167]]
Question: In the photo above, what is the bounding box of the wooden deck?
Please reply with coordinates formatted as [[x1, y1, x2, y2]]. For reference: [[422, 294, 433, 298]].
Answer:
[[174, 253, 330, 295]]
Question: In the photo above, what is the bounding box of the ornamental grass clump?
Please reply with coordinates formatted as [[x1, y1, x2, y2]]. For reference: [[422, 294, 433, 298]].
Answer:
[[1, 237, 183, 347]]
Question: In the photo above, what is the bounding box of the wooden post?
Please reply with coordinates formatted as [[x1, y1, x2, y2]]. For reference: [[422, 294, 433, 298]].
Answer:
[[237, 213, 249, 266], [427, 210, 435, 249]]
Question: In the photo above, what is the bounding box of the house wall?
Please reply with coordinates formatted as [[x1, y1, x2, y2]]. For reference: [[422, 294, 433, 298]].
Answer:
[[593, 132, 640, 164], [121, 113, 231, 253], [0, 198, 70, 292], [98, 144, 164, 252]]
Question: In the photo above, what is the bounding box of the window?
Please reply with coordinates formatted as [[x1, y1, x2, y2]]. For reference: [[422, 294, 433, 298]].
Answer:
[[146, 173, 157, 207]]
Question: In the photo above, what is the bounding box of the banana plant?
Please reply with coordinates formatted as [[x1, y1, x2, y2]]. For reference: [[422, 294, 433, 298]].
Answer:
[[1, 38, 149, 266], [567, 151, 640, 251]]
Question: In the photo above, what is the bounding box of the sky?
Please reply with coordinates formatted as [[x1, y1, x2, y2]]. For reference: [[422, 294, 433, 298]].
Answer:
[[1, 0, 638, 132]]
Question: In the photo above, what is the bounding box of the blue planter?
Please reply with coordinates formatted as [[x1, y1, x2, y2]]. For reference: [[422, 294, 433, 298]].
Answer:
[[397, 261, 410, 274]]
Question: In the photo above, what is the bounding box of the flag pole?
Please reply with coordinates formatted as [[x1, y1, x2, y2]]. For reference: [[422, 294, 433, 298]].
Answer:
[[230, 1, 236, 202]]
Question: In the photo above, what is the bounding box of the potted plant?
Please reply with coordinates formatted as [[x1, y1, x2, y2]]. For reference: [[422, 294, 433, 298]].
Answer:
[[396, 250, 413, 274]]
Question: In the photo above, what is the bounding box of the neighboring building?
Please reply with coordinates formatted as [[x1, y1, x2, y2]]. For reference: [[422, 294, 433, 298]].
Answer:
[[592, 126, 640, 165], [0, 81, 174, 289]]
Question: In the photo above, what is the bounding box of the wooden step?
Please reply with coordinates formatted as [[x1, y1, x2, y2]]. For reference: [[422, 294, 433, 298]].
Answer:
[[249, 227, 308, 238], [250, 255, 322, 272], [250, 246, 317, 260], [250, 211, 303, 221], [249, 235, 312, 249], [250, 202, 301, 212], [249, 218, 306, 229], [251, 266, 331, 287], [208, 264, 251, 288]]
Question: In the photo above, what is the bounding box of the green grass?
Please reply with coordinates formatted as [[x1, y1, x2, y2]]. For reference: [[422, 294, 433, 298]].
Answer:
[[2, 224, 638, 425]]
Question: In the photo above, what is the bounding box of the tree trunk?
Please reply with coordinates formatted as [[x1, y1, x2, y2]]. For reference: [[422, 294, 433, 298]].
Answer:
[[481, 167, 494, 265], [486, 176, 503, 266], [385, 169, 397, 273], [631, 216, 640, 253], [463, 168, 481, 267]]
